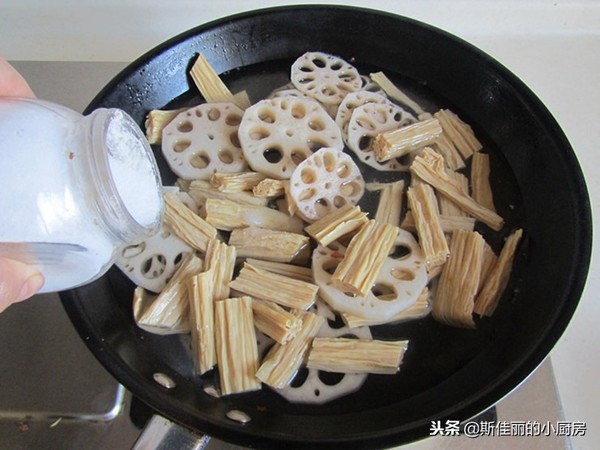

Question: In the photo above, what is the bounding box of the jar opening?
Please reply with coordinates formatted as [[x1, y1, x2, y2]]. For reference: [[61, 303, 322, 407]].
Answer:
[[89, 108, 164, 243]]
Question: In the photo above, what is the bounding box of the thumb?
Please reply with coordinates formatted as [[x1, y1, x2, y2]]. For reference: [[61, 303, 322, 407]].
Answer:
[[0, 257, 45, 313]]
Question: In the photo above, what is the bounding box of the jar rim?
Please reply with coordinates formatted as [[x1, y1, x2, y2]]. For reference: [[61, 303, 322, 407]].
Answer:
[[87, 108, 164, 243]]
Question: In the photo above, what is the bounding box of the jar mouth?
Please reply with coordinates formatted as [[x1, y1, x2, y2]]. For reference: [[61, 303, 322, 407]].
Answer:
[[88, 108, 164, 243]]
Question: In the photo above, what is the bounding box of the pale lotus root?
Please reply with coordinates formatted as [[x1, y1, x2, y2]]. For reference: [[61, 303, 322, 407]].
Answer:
[[238, 95, 343, 179], [162, 102, 247, 180]]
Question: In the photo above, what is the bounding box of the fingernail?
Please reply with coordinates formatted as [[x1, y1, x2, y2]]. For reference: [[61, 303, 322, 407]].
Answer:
[[15, 273, 45, 302]]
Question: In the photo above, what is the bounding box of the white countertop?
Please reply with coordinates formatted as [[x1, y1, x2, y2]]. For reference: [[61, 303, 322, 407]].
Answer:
[[2, 1, 599, 449]]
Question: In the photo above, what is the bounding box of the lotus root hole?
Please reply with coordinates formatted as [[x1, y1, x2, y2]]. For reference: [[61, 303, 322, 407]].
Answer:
[[372, 283, 397, 301], [263, 147, 283, 164], [358, 136, 372, 151], [249, 127, 270, 141], [337, 163, 351, 178], [219, 149, 234, 164], [323, 151, 337, 172], [315, 198, 330, 216], [258, 107, 276, 124], [340, 181, 361, 197], [225, 113, 242, 126], [207, 108, 221, 121], [318, 371, 344, 386], [172, 139, 191, 153], [142, 254, 166, 279], [176, 120, 193, 133], [322, 258, 340, 275], [291, 103, 307, 119], [229, 132, 241, 148], [390, 244, 412, 259], [291, 150, 307, 165], [391, 267, 416, 281], [308, 118, 326, 131], [333, 196, 346, 208], [190, 152, 211, 169], [300, 167, 317, 184], [121, 242, 146, 258], [299, 187, 317, 201]]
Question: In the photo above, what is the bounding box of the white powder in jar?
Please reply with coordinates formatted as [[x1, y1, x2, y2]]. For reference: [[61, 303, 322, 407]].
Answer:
[[105, 111, 162, 229]]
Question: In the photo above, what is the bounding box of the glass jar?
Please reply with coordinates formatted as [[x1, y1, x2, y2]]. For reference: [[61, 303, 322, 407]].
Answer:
[[0, 97, 164, 292]]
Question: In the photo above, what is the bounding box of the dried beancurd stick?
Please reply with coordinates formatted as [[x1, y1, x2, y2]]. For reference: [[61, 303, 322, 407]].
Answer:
[[210, 171, 268, 193], [244, 258, 314, 283], [373, 180, 404, 227], [471, 151, 496, 212], [188, 180, 269, 207], [475, 228, 523, 317], [133, 287, 191, 335], [402, 210, 476, 233], [138, 254, 203, 332], [190, 53, 251, 109], [229, 263, 318, 310], [434, 109, 482, 159], [252, 299, 303, 344], [228, 226, 309, 263], [373, 118, 443, 162], [253, 178, 288, 198], [478, 242, 498, 294], [431, 131, 465, 171], [203, 198, 304, 233], [433, 230, 486, 328], [256, 311, 325, 389], [407, 183, 449, 269], [331, 220, 400, 297], [163, 191, 218, 252], [145, 108, 187, 144], [410, 148, 504, 231], [187, 270, 216, 374], [214, 296, 261, 395], [307, 338, 409, 375], [204, 239, 236, 301], [369, 71, 426, 115], [438, 171, 469, 217], [305, 203, 368, 247]]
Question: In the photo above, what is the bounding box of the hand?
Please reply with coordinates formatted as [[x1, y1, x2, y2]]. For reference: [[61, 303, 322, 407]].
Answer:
[[0, 56, 44, 311]]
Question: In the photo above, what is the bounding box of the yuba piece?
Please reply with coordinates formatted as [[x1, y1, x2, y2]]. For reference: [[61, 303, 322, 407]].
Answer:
[[410, 148, 504, 231], [244, 259, 314, 283], [256, 311, 325, 389], [475, 228, 524, 316], [163, 191, 218, 252], [307, 338, 409, 375], [161, 102, 247, 180], [289, 147, 365, 222], [145, 108, 187, 144], [438, 171, 469, 217], [471, 151, 496, 212], [305, 203, 368, 247], [373, 118, 443, 162], [228, 226, 309, 263], [290, 52, 362, 106], [188, 179, 269, 208], [204, 239, 236, 301], [331, 220, 400, 297], [431, 131, 465, 171], [214, 296, 261, 395], [238, 95, 343, 179], [434, 109, 482, 159], [133, 287, 189, 335], [372, 180, 405, 227], [252, 178, 288, 198], [203, 198, 304, 233], [190, 53, 250, 109], [187, 270, 216, 374], [369, 71, 426, 116], [210, 171, 267, 193], [229, 263, 318, 310], [407, 183, 449, 270], [433, 230, 486, 328], [346, 102, 417, 171], [252, 299, 303, 345], [137, 254, 204, 333], [402, 211, 476, 233]]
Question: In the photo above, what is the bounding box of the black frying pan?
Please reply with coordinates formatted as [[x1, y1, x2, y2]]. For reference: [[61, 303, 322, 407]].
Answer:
[[60, 6, 592, 449]]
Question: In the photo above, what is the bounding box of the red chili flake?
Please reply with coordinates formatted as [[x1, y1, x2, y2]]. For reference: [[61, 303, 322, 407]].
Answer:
[[68, 152, 75, 160], [331, 251, 344, 259]]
